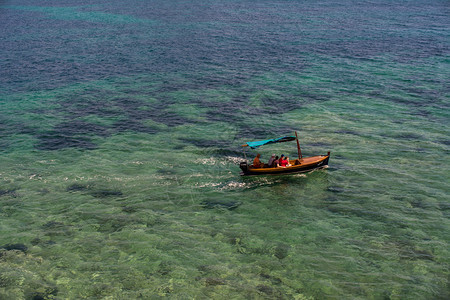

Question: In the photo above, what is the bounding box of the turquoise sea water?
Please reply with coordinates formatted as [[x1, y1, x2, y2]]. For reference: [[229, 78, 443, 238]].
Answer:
[[1, 0, 449, 299]]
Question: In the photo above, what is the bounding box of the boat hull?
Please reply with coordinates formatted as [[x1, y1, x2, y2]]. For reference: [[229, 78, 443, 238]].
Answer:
[[240, 154, 330, 176]]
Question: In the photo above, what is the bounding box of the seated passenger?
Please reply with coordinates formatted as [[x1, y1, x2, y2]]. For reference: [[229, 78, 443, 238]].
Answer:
[[285, 157, 292, 167], [267, 154, 276, 168], [272, 156, 279, 167], [279, 155, 289, 167], [252, 153, 262, 168]]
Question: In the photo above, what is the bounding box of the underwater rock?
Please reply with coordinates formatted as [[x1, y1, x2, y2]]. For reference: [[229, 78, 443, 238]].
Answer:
[[66, 184, 123, 199], [438, 201, 449, 211], [327, 186, 345, 193], [204, 277, 226, 286], [201, 200, 241, 210], [54, 120, 109, 137], [112, 118, 159, 134], [0, 189, 18, 197], [157, 261, 173, 276], [173, 144, 185, 150], [334, 129, 361, 136], [66, 183, 89, 192], [42, 221, 65, 229], [30, 286, 58, 300], [409, 199, 430, 209], [274, 243, 290, 260], [122, 206, 137, 213], [42, 221, 73, 237], [197, 265, 212, 273], [30, 238, 41, 246], [257, 284, 273, 295], [260, 273, 282, 285], [409, 249, 434, 261], [36, 134, 98, 150], [1, 243, 28, 253], [90, 190, 123, 198], [38, 188, 50, 195], [30, 238, 56, 246], [97, 214, 141, 233], [398, 245, 434, 261], [35, 120, 109, 150], [156, 168, 176, 175], [178, 138, 228, 149], [177, 138, 241, 156]]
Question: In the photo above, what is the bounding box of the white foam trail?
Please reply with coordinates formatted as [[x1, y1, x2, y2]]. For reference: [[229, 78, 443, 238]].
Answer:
[[194, 156, 242, 166]]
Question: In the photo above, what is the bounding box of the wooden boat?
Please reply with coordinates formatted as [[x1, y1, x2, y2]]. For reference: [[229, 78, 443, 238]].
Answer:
[[239, 132, 330, 176]]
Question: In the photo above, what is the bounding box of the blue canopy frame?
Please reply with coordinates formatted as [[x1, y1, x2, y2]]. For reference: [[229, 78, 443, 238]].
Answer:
[[241, 132, 302, 163], [243, 136, 296, 149]]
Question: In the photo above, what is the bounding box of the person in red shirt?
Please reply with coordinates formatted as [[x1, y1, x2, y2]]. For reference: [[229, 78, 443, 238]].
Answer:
[[285, 157, 292, 167], [279, 155, 289, 167]]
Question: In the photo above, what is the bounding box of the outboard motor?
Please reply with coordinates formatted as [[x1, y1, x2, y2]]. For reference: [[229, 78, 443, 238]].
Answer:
[[239, 161, 249, 173]]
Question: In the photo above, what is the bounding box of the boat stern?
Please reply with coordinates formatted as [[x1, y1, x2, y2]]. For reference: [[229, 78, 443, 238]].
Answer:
[[239, 161, 249, 174]]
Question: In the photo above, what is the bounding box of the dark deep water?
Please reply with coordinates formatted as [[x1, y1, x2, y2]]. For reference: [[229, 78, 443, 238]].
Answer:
[[1, 0, 449, 298]]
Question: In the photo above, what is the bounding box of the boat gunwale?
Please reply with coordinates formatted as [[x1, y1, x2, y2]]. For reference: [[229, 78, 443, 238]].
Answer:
[[245, 154, 329, 174]]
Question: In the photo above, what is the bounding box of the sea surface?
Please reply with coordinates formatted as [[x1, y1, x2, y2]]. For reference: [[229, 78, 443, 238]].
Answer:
[[0, 0, 449, 299]]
